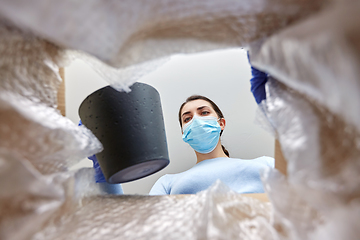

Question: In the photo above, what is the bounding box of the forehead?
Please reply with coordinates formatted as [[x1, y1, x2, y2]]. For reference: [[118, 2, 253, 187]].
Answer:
[[181, 99, 213, 115]]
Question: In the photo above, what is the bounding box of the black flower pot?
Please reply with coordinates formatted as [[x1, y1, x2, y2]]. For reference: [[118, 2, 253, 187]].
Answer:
[[79, 83, 169, 184]]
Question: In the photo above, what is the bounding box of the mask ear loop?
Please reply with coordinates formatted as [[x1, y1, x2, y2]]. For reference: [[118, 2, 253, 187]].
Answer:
[[218, 118, 225, 136]]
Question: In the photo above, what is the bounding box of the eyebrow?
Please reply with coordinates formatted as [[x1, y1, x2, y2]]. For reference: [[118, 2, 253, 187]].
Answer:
[[181, 106, 209, 118]]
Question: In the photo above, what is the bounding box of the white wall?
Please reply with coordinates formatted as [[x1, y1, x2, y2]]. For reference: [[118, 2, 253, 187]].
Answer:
[[66, 49, 274, 195]]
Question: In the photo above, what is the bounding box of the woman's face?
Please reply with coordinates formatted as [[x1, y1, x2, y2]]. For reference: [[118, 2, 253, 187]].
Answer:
[[180, 99, 225, 130]]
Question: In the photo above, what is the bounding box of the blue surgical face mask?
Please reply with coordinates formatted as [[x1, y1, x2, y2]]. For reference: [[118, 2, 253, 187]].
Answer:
[[182, 115, 221, 154]]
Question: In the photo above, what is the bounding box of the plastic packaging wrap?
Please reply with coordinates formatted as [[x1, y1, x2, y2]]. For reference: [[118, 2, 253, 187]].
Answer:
[[0, 22, 103, 174], [249, 2, 360, 238], [257, 78, 360, 240], [69, 52, 170, 92], [250, 0, 360, 201], [249, 1, 360, 133], [0, 150, 75, 240], [262, 79, 360, 200], [32, 179, 272, 240], [0, 0, 326, 68], [0, 0, 327, 92]]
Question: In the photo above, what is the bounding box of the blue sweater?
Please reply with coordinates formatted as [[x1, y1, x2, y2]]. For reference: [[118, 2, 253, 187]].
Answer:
[[149, 157, 274, 195]]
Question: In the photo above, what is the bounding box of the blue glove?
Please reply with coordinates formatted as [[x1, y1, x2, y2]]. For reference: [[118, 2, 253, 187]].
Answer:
[[248, 52, 268, 104], [87, 154, 107, 183], [78, 120, 106, 183]]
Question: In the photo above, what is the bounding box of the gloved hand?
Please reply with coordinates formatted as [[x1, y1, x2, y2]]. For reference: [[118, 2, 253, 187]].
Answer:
[[87, 154, 107, 183], [78, 120, 106, 183], [248, 52, 268, 104]]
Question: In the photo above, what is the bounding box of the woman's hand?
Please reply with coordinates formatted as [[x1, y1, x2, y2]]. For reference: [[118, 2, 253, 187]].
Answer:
[[248, 52, 268, 104], [78, 120, 106, 183], [87, 154, 107, 183]]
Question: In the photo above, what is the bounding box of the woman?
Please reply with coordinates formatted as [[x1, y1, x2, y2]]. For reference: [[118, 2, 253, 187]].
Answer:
[[149, 95, 274, 195]]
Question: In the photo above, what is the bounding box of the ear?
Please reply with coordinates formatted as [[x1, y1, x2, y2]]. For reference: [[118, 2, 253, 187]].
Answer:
[[219, 118, 226, 131]]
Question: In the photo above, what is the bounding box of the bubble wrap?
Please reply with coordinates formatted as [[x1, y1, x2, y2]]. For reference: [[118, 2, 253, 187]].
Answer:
[[32, 178, 272, 240], [0, 150, 75, 240], [249, 1, 360, 133], [0, 22, 102, 174], [0, 0, 326, 68], [258, 79, 360, 240], [250, 0, 360, 198], [0, 0, 327, 92], [248, 2, 360, 238]]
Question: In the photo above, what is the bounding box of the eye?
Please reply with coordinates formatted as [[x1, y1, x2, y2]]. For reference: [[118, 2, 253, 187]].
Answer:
[[201, 111, 210, 116], [184, 117, 192, 123]]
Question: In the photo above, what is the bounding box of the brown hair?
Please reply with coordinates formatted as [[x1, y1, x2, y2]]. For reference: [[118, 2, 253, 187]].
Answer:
[[178, 95, 230, 157]]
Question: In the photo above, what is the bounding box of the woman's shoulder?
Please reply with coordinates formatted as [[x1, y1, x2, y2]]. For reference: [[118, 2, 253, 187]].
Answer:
[[149, 174, 176, 195], [224, 156, 274, 168], [252, 156, 275, 168], [157, 173, 176, 182]]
